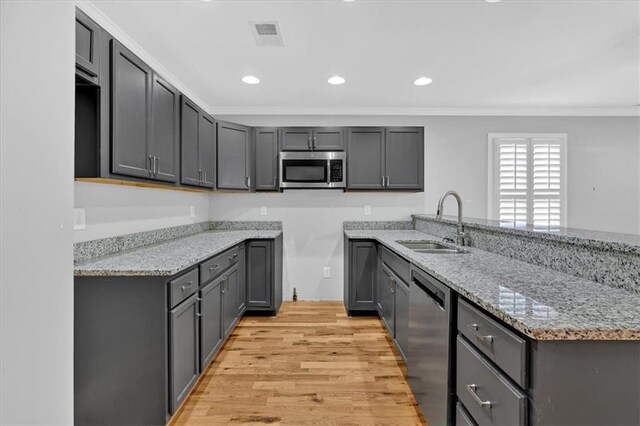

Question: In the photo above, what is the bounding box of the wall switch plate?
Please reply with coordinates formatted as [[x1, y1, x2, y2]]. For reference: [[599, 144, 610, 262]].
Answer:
[[190, 206, 196, 217], [73, 208, 86, 230], [260, 206, 268, 216], [323, 267, 331, 278], [364, 205, 372, 216]]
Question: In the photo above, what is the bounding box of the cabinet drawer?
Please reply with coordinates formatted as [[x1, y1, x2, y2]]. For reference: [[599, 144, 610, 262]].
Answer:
[[380, 245, 410, 284], [169, 268, 199, 309], [200, 244, 242, 285], [457, 336, 527, 426], [456, 402, 478, 426], [458, 299, 527, 388]]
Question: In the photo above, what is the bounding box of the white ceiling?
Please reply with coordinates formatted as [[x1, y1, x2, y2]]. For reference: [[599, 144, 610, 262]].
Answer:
[[92, 0, 640, 113]]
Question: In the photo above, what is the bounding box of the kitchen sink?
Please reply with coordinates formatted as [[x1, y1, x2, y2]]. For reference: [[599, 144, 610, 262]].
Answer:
[[397, 241, 466, 254]]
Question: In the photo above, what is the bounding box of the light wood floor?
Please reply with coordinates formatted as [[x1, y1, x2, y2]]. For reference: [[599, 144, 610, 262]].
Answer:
[[170, 301, 425, 425]]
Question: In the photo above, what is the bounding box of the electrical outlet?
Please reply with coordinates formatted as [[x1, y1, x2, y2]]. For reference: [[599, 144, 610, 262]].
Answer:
[[323, 267, 331, 278], [190, 206, 196, 217], [73, 208, 86, 230], [260, 206, 268, 216], [364, 205, 372, 216]]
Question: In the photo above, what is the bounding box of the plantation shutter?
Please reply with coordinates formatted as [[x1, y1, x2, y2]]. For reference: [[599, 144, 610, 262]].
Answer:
[[496, 138, 529, 226], [491, 134, 566, 229], [532, 138, 563, 231]]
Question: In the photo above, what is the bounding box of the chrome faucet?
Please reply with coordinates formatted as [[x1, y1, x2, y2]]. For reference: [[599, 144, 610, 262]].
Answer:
[[436, 190, 466, 246]]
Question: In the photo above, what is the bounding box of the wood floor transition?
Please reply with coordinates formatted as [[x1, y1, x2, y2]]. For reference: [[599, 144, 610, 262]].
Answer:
[[170, 301, 425, 425]]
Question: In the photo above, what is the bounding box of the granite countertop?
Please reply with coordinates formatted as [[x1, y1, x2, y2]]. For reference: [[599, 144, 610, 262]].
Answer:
[[345, 229, 640, 341], [414, 214, 640, 255], [74, 230, 282, 277]]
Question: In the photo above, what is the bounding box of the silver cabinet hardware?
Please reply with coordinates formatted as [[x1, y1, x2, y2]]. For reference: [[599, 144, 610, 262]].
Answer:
[[381, 176, 385, 187], [196, 313, 202, 317], [208, 264, 220, 272], [467, 324, 494, 343], [466, 384, 492, 408], [312, 137, 316, 150], [154, 156, 159, 175], [229, 253, 238, 261], [148, 155, 153, 175], [307, 137, 312, 150], [196, 297, 202, 302], [246, 176, 251, 188], [181, 281, 194, 292], [386, 176, 390, 187]]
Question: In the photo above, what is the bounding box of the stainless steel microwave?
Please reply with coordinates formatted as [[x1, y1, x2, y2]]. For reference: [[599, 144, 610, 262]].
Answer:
[[279, 151, 346, 189]]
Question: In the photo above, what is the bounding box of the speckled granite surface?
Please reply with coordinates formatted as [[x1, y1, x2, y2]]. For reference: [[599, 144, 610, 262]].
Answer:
[[413, 215, 640, 294], [343, 221, 413, 230], [74, 230, 281, 277], [345, 229, 640, 341], [74, 221, 282, 265], [74, 222, 212, 265], [211, 221, 282, 231]]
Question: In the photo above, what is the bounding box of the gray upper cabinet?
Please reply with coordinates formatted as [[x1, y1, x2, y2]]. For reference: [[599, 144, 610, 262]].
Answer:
[[76, 8, 100, 83], [169, 293, 199, 414], [217, 121, 251, 190], [111, 40, 152, 179], [313, 127, 344, 151], [385, 127, 424, 190], [150, 74, 179, 183], [180, 97, 200, 187], [280, 128, 313, 151], [347, 127, 424, 191], [347, 128, 385, 189], [280, 127, 345, 151], [180, 96, 215, 189], [199, 114, 216, 188], [255, 128, 279, 191]]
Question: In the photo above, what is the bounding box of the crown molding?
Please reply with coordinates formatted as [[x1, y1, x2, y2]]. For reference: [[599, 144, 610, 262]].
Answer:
[[75, 1, 211, 113], [209, 106, 640, 117]]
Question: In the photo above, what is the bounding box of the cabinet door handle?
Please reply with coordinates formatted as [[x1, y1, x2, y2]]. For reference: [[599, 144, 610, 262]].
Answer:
[[181, 281, 194, 292], [154, 156, 159, 175], [246, 176, 251, 188], [208, 264, 220, 272], [312, 137, 316, 150], [467, 324, 494, 343], [229, 253, 238, 262], [386, 176, 390, 187], [308, 137, 312, 150], [381, 176, 385, 187], [466, 384, 492, 408], [148, 155, 153, 175]]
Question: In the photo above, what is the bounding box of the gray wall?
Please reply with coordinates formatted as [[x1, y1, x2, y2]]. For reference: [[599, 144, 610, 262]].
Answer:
[[1, 1, 75, 423]]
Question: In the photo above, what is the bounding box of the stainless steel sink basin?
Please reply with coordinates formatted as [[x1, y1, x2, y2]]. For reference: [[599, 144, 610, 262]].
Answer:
[[397, 241, 465, 254]]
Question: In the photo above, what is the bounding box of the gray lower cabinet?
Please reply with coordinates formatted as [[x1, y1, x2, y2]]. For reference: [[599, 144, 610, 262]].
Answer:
[[255, 128, 279, 190], [199, 276, 223, 372], [379, 263, 396, 336], [246, 236, 283, 314], [76, 8, 100, 83], [169, 293, 200, 415], [393, 277, 409, 360], [343, 240, 377, 314], [347, 128, 385, 189], [222, 263, 240, 338], [217, 121, 251, 190], [237, 244, 246, 315], [347, 127, 424, 191], [180, 96, 215, 188], [111, 40, 152, 179]]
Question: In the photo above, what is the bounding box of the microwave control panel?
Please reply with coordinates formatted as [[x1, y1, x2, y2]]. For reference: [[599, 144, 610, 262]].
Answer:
[[330, 160, 343, 183]]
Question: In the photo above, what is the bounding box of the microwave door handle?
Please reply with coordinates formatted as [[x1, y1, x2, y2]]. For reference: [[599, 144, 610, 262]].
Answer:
[[327, 160, 331, 184]]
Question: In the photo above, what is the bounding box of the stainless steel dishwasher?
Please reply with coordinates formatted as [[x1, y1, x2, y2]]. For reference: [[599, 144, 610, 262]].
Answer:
[[408, 266, 453, 426]]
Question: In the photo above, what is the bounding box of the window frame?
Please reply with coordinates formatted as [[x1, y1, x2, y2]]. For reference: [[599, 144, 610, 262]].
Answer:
[[487, 133, 568, 228]]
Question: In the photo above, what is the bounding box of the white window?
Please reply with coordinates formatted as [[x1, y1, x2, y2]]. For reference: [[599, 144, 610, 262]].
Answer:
[[488, 133, 567, 231]]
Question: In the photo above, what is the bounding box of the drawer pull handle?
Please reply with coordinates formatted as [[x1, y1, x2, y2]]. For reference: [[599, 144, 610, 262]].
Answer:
[[467, 323, 494, 343], [181, 281, 194, 292], [209, 264, 220, 272], [229, 254, 238, 261], [466, 384, 492, 408]]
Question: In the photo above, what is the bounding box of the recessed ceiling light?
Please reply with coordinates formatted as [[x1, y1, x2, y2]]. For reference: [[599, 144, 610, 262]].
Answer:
[[343, 0, 356, 2], [241, 75, 260, 85], [413, 77, 433, 86], [485, 0, 502, 3], [328, 76, 346, 85]]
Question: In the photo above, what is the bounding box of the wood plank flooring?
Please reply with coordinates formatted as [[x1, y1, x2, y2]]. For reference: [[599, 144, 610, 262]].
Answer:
[[170, 301, 425, 425]]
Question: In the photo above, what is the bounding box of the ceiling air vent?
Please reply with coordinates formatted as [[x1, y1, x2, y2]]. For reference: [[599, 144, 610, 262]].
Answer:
[[249, 21, 284, 47]]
